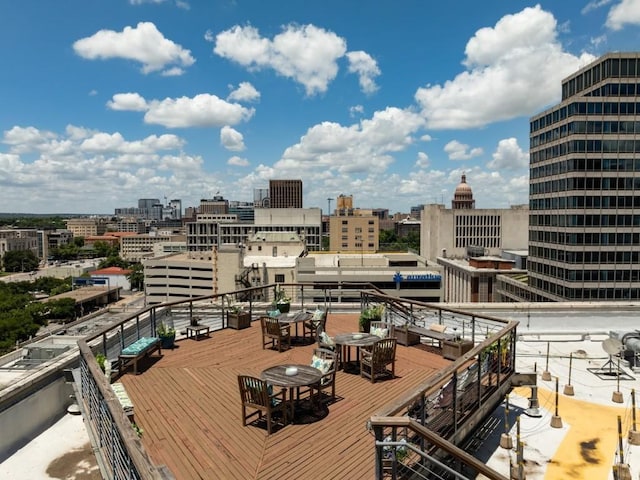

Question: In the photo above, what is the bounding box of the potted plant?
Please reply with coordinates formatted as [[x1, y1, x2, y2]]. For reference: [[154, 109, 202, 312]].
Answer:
[[227, 303, 251, 330], [442, 329, 473, 360], [359, 304, 384, 333], [156, 322, 176, 349], [96, 353, 107, 373], [272, 284, 291, 313], [396, 323, 420, 346]]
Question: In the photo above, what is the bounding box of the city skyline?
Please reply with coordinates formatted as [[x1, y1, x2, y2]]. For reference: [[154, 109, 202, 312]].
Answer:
[[2, 1, 640, 214]]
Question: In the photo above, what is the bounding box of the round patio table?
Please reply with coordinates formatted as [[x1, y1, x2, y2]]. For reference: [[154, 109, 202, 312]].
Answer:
[[261, 364, 323, 422], [334, 333, 379, 373]]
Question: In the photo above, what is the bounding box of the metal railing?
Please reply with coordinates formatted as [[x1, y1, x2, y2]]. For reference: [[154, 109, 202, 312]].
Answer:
[[362, 291, 518, 479]]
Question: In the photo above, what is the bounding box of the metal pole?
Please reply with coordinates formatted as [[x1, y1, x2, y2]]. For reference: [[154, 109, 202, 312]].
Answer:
[[618, 415, 625, 465], [633, 389, 637, 432], [568, 352, 573, 385]]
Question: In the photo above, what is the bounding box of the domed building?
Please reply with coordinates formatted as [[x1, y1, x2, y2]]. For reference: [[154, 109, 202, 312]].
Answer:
[[451, 173, 475, 209]]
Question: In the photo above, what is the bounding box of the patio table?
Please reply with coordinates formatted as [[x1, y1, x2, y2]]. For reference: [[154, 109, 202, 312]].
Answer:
[[277, 311, 312, 343], [261, 364, 322, 422], [334, 332, 379, 373]]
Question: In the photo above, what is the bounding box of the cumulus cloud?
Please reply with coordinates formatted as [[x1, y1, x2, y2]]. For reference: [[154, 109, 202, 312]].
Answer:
[[107, 93, 148, 111], [279, 107, 425, 174], [227, 82, 261, 102], [214, 24, 352, 95], [444, 140, 483, 161], [606, 0, 640, 30], [220, 126, 246, 151], [346, 51, 381, 94], [415, 5, 595, 129], [582, 0, 613, 15], [227, 155, 249, 166], [73, 22, 195, 75], [415, 152, 429, 169], [108, 92, 254, 128], [487, 138, 528, 169], [349, 105, 364, 117], [0, 124, 224, 212]]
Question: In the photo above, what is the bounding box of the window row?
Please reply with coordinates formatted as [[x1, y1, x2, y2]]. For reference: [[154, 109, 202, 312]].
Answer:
[[561, 57, 640, 101], [454, 215, 501, 226], [530, 195, 640, 210], [529, 262, 640, 283], [531, 120, 640, 148], [454, 237, 501, 248], [529, 230, 640, 245], [531, 99, 640, 133], [530, 277, 640, 300], [530, 214, 640, 227], [530, 176, 640, 194], [531, 139, 640, 164], [531, 158, 640, 179], [529, 246, 639, 264]]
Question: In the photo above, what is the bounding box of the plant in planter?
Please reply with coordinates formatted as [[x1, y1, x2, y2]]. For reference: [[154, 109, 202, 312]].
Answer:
[[156, 322, 176, 349], [272, 284, 291, 313], [359, 304, 385, 333], [396, 323, 420, 346], [442, 329, 474, 360], [96, 353, 107, 373], [227, 302, 251, 330]]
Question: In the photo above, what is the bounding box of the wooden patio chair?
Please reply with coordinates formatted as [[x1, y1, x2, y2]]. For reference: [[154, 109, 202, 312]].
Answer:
[[369, 321, 395, 339], [311, 348, 338, 404], [303, 308, 327, 342], [237, 375, 288, 434], [316, 324, 341, 368], [360, 338, 397, 383], [261, 316, 291, 352]]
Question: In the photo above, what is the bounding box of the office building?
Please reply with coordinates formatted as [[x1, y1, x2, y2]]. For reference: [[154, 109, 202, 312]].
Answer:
[[269, 179, 302, 208], [528, 52, 640, 301]]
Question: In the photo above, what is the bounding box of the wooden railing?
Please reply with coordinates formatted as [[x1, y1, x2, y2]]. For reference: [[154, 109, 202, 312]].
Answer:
[[361, 291, 518, 479]]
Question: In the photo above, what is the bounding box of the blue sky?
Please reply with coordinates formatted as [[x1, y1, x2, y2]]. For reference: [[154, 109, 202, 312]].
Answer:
[[2, 1, 640, 214]]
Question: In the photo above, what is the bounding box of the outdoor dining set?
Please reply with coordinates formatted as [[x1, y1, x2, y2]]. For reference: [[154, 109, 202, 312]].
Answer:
[[239, 308, 398, 434]]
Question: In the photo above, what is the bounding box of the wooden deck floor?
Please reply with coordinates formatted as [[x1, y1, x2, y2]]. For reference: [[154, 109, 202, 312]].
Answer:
[[120, 313, 450, 480]]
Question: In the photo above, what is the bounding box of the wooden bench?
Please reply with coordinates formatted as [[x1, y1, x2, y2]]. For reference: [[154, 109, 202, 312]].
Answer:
[[118, 337, 161, 375], [407, 323, 454, 346]]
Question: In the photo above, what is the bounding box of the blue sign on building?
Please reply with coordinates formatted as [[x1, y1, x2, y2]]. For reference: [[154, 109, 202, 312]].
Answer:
[[392, 272, 442, 283]]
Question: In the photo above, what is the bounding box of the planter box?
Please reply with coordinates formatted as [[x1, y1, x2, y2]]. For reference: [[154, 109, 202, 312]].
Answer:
[[396, 329, 421, 346], [276, 302, 290, 313], [228, 312, 251, 330], [441, 339, 474, 360]]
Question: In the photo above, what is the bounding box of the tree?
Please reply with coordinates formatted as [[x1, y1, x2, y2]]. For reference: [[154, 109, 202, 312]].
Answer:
[[2, 250, 39, 272], [127, 263, 144, 291]]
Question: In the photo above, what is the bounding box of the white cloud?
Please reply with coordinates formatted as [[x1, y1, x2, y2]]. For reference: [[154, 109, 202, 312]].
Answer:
[[73, 22, 195, 75], [415, 6, 596, 129], [582, 0, 613, 15], [107, 93, 148, 111], [220, 126, 246, 151], [487, 138, 528, 169], [214, 24, 348, 95], [349, 105, 364, 117], [204, 30, 215, 43], [415, 152, 429, 169], [227, 155, 249, 166], [129, 0, 190, 9], [606, 0, 640, 30], [420, 134, 433, 142], [279, 107, 425, 174], [346, 51, 381, 94], [0, 124, 225, 212], [444, 140, 483, 161], [227, 82, 261, 102]]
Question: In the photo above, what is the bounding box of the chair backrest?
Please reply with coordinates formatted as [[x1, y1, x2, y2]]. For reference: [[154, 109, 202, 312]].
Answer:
[[311, 347, 336, 375], [264, 317, 283, 336], [316, 324, 333, 348], [370, 321, 394, 339], [238, 375, 269, 407], [373, 338, 397, 363]]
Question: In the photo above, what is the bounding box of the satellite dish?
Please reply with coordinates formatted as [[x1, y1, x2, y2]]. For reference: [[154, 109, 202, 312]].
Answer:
[[602, 338, 623, 355]]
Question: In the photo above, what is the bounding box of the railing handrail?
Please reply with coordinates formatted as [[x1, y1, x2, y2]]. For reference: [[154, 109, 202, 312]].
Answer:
[[370, 416, 509, 480]]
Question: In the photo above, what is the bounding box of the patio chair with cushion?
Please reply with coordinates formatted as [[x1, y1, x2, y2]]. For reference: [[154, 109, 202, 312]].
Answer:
[[237, 375, 288, 434], [303, 347, 337, 406], [316, 324, 341, 367], [360, 337, 397, 383], [261, 316, 291, 352], [303, 308, 327, 342], [369, 321, 395, 339]]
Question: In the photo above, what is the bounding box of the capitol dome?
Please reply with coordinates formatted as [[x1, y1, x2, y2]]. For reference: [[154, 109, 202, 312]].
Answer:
[[452, 173, 475, 209]]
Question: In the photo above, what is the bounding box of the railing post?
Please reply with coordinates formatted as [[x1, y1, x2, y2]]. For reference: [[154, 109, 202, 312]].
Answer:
[[372, 423, 385, 480]]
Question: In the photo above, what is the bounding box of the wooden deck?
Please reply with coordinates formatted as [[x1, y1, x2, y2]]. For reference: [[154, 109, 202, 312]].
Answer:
[[120, 313, 450, 480]]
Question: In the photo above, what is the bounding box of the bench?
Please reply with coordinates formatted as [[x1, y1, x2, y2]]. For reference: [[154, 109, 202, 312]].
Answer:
[[407, 323, 454, 346], [111, 381, 135, 422], [119, 337, 161, 375]]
